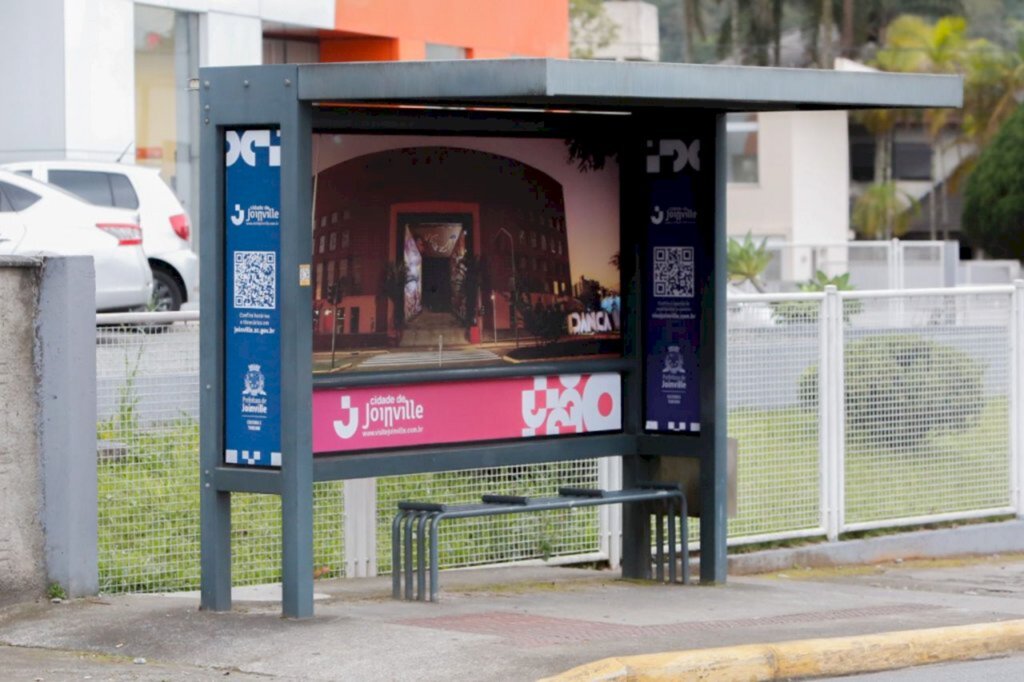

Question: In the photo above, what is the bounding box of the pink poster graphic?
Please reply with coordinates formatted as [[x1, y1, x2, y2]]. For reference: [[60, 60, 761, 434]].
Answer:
[[313, 373, 621, 454]]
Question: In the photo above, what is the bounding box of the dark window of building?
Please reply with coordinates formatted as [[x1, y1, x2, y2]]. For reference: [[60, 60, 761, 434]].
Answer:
[[350, 307, 361, 334], [726, 113, 759, 183], [849, 129, 934, 182], [893, 141, 932, 181]]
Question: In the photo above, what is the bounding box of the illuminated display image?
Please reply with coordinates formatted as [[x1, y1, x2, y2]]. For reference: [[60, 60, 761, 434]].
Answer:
[[311, 134, 621, 373]]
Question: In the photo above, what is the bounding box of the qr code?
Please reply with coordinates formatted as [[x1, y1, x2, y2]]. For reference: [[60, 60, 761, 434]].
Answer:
[[233, 251, 277, 309], [653, 246, 694, 298]]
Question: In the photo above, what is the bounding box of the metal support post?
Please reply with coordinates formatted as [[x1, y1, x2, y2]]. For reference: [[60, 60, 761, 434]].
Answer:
[[1011, 281, 1024, 517], [698, 112, 729, 585]]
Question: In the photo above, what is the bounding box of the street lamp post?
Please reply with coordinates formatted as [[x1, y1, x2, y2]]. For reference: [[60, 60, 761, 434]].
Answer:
[[497, 227, 518, 347], [490, 292, 497, 343]]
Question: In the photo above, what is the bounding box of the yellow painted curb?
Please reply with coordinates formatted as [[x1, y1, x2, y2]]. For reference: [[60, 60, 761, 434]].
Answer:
[[541, 619, 1024, 681]]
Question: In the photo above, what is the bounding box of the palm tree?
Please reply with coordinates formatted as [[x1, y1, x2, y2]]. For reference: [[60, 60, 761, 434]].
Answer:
[[851, 182, 920, 240], [872, 15, 968, 238], [680, 0, 706, 62]]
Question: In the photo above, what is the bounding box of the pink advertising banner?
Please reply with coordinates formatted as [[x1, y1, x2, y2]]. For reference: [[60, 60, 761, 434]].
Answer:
[[312, 373, 622, 454]]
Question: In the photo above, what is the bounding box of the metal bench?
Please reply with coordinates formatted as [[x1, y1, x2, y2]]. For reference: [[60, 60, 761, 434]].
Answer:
[[392, 485, 688, 602]]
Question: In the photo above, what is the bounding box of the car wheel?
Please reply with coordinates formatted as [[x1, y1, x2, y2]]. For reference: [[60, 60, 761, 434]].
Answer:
[[151, 268, 184, 312]]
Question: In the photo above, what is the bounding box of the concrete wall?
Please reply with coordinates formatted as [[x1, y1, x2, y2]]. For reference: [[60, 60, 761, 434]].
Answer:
[[727, 111, 849, 245], [0, 0, 67, 161], [0, 256, 96, 606], [0, 0, 331, 164], [0, 259, 46, 606]]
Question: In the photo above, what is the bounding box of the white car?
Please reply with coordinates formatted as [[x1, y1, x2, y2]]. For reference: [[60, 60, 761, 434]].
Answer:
[[2, 161, 199, 311], [0, 171, 152, 311]]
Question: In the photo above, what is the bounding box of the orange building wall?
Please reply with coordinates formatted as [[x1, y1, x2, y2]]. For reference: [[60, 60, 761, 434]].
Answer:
[[330, 0, 569, 59]]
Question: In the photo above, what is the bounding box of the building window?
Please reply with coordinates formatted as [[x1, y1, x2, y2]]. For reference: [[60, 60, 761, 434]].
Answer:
[[849, 128, 934, 182], [318, 235, 325, 254], [331, 212, 338, 224], [726, 113, 759, 184], [341, 229, 350, 248], [338, 259, 349, 277], [540, 234, 547, 250], [425, 43, 467, 60], [263, 37, 319, 64], [315, 263, 323, 299], [329, 232, 337, 251]]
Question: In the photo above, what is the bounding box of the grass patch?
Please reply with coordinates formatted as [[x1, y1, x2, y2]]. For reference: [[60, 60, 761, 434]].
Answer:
[[723, 399, 1010, 539], [96, 417, 344, 593]]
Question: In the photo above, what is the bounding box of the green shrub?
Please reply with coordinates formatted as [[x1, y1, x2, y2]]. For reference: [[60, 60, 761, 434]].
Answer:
[[799, 334, 985, 447]]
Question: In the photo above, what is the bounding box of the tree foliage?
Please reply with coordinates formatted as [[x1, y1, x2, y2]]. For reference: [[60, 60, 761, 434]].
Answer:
[[569, 0, 618, 58], [961, 102, 1024, 259]]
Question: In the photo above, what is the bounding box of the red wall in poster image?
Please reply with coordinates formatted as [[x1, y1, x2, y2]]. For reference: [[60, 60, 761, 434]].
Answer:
[[311, 146, 575, 342]]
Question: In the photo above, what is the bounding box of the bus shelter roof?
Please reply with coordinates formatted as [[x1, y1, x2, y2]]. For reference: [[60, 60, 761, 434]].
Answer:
[[291, 58, 962, 113]]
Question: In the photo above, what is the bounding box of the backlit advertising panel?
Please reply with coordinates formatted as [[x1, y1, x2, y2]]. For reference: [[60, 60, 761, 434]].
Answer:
[[309, 134, 623, 453], [223, 129, 282, 467]]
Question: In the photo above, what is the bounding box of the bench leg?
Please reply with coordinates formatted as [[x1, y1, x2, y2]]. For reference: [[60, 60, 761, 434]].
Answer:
[[667, 499, 677, 584], [681, 496, 690, 585], [429, 514, 441, 602], [392, 511, 407, 599], [654, 503, 665, 583], [416, 513, 429, 601], [404, 513, 418, 600]]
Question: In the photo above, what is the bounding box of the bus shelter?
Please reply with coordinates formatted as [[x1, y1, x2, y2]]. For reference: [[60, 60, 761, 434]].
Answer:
[[198, 59, 961, 618]]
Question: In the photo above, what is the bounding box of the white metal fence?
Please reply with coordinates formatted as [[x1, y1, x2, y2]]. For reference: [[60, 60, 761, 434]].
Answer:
[[95, 283, 1024, 592], [761, 240, 957, 292]]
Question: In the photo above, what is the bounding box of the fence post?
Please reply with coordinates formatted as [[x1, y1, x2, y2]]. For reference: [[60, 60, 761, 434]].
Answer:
[[344, 478, 377, 577], [820, 286, 842, 541], [890, 238, 903, 290], [1012, 281, 1024, 518], [597, 456, 623, 569]]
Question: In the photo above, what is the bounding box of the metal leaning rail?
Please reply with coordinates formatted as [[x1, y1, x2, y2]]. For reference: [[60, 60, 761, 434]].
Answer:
[[392, 485, 688, 602]]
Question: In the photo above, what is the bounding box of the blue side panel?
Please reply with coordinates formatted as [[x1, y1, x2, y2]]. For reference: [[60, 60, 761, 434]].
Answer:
[[223, 129, 282, 467], [643, 138, 709, 434]]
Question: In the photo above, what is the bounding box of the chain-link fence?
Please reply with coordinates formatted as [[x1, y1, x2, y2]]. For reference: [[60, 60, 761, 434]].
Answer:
[[727, 293, 824, 542], [840, 289, 1015, 531], [96, 283, 1023, 591]]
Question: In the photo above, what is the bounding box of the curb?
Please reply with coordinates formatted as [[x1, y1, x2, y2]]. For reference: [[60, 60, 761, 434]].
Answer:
[[540, 619, 1024, 682]]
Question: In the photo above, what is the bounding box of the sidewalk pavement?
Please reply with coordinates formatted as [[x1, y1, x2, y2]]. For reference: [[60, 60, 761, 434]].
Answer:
[[3, 537, 1024, 680]]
